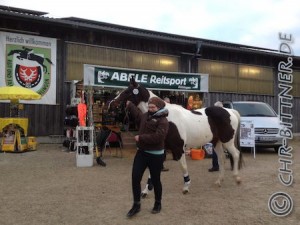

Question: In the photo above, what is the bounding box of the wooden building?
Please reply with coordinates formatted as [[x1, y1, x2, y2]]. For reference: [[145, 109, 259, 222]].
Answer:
[[0, 5, 299, 140]]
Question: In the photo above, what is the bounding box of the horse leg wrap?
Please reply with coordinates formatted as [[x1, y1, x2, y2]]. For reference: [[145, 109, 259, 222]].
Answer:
[[141, 184, 152, 199], [182, 175, 191, 194], [184, 175, 190, 183]]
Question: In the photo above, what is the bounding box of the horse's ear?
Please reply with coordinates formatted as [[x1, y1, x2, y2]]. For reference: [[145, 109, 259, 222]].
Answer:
[[130, 76, 138, 87]]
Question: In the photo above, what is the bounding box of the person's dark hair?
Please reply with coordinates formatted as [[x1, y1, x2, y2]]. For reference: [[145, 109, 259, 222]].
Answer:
[[148, 97, 166, 109]]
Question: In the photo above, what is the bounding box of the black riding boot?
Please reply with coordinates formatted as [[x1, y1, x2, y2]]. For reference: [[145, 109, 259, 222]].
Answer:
[[127, 202, 141, 218], [151, 201, 161, 214]]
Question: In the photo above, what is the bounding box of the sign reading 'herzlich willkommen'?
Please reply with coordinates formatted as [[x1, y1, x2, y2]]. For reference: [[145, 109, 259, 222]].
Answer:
[[0, 32, 57, 105], [84, 64, 209, 92]]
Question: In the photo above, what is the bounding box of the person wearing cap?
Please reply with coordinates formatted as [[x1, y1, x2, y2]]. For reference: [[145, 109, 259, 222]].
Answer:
[[125, 97, 169, 218]]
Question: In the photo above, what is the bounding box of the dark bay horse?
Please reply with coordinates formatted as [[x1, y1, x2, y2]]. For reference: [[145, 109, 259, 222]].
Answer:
[[111, 78, 243, 194]]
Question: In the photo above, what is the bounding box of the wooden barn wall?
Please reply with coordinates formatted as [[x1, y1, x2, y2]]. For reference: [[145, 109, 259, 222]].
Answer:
[[65, 43, 180, 81], [0, 40, 65, 136], [201, 47, 275, 66], [1, 14, 299, 136], [198, 59, 274, 95], [0, 18, 188, 137], [200, 47, 300, 132]]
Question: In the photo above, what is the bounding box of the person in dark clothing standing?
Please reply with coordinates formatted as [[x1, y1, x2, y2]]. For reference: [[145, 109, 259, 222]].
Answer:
[[208, 149, 219, 172], [126, 97, 169, 218]]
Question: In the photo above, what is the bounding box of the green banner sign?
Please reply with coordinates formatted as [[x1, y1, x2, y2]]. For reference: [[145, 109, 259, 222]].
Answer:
[[84, 64, 209, 92]]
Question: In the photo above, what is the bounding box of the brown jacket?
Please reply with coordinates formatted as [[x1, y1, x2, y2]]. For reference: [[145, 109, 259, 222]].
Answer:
[[127, 102, 169, 151]]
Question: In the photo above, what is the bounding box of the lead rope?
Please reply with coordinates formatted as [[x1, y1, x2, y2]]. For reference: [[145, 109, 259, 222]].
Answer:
[[123, 108, 130, 132]]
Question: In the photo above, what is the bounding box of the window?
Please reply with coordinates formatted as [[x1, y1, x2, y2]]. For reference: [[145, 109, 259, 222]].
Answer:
[[232, 102, 277, 117], [198, 59, 274, 95], [198, 60, 237, 92], [238, 65, 273, 95], [66, 43, 179, 81]]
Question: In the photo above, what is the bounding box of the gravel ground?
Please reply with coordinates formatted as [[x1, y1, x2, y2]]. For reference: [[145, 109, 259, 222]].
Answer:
[[0, 139, 299, 225]]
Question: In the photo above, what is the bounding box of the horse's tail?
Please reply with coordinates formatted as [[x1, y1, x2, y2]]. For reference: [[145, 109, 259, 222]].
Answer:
[[228, 147, 244, 170], [231, 109, 245, 170], [227, 149, 243, 170], [239, 151, 245, 169], [231, 109, 240, 150]]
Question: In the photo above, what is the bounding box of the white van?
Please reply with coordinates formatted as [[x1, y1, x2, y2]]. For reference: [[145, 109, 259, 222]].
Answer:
[[222, 101, 283, 152]]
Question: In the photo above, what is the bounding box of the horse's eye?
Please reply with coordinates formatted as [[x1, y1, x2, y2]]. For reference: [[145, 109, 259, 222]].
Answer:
[[124, 89, 131, 94]]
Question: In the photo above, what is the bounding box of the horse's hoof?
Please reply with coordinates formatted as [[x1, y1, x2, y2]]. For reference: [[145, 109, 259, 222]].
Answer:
[[236, 177, 242, 184], [182, 189, 189, 194], [215, 181, 221, 187], [141, 193, 148, 199]]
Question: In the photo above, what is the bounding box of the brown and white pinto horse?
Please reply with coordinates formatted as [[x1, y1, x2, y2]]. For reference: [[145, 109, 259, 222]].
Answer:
[[111, 78, 243, 194]]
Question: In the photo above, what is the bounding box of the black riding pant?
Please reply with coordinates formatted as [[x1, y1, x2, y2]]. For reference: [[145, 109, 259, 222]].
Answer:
[[212, 149, 219, 168], [132, 150, 164, 203]]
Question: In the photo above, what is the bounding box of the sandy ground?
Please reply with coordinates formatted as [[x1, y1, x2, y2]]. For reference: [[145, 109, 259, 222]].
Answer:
[[0, 140, 299, 225]]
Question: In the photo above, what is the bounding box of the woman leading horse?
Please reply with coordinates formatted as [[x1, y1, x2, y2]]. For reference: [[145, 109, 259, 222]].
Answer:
[[110, 78, 243, 195]]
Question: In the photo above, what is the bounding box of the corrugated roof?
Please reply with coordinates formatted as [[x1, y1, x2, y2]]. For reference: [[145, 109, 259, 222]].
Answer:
[[0, 5, 47, 16]]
